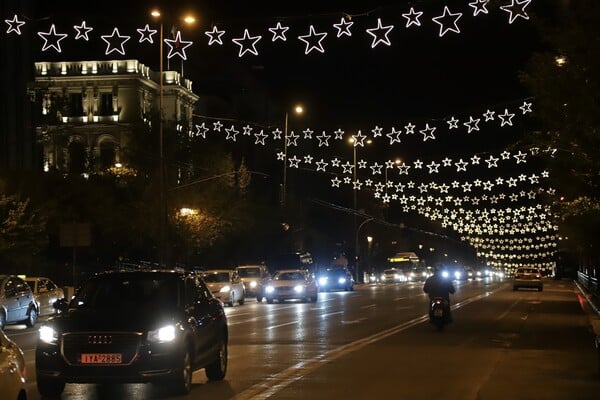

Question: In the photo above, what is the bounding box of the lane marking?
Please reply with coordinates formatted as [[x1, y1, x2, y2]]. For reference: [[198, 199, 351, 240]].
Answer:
[[266, 321, 298, 330], [233, 288, 498, 400]]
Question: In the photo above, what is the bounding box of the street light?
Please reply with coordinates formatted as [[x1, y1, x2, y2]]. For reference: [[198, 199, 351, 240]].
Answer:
[[151, 9, 196, 266], [281, 104, 304, 207]]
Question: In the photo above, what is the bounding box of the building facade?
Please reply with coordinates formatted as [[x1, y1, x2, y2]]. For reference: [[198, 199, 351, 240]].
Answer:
[[31, 59, 198, 175]]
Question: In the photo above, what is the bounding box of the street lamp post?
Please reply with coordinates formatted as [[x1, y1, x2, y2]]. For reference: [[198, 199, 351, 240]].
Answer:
[[349, 136, 371, 282], [281, 104, 303, 208]]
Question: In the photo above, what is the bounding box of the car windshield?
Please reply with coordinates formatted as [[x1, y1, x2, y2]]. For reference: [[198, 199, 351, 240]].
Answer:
[[202, 272, 231, 283], [518, 268, 539, 274], [274, 272, 305, 281], [237, 268, 261, 278], [71, 273, 179, 309], [384, 269, 397, 274]]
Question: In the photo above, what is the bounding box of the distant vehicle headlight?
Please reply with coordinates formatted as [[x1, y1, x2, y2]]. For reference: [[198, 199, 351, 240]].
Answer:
[[39, 325, 58, 344], [454, 271, 461, 279], [249, 281, 258, 288], [442, 271, 450, 279], [294, 285, 305, 293], [338, 277, 346, 284], [380, 274, 385, 280], [148, 325, 177, 343], [219, 285, 231, 293], [265, 285, 275, 294], [319, 277, 328, 285]]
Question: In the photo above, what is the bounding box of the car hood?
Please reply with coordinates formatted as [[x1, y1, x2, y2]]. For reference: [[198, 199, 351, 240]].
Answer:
[[47, 305, 181, 332], [267, 280, 307, 287], [240, 277, 260, 282], [206, 282, 230, 291]]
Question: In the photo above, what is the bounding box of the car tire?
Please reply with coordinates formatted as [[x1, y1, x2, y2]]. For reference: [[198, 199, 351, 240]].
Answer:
[[228, 293, 235, 307], [37, 377, 65, 397], [205, 339, 227, 381], [0, 310, 6, 330], [256, 296, 263, 302], [238, 296, 245, 306], [168, 348, 192, 395], [25, 306, 38, 327], [266, 297, 273, 304]]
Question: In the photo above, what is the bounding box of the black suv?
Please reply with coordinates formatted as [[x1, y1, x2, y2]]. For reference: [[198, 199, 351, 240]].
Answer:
[[35, 270, 228, 397], [317, 267, 354, 291]]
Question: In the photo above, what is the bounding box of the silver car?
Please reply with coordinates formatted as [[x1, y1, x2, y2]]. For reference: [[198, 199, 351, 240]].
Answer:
[[24, 276, 65, 317], [264, 269, 318, 304], [0, 328, 28, 400], [0, 274, 38, 329], [201, 270, 246, 306]]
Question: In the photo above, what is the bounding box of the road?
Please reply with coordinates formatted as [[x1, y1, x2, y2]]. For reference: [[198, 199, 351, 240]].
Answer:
[[5, 277, 600, 399]]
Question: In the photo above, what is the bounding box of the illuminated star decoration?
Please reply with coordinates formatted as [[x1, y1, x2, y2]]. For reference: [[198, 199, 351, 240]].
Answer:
[[431, 6, 463, 37], [5, 14, 26, 35], [205, 26, 226, 45], [136, 24, 157, 44], [72, 21, 94, 41], [520, 101, 533, 114], [333, 16, 353, 38], [38, 24, 68, 53], [498, 109, 515, 126], [402, 7, 424, 28], [164, 30, 193, 60], [500, 0, 532, 24], [469, 0, 490, 17], [194, 123, 209, 138], [366, 18, 394, 48], [298, 25, 327, 54], [101, 27, 131, 56], [269, 22, 289, 42], [232, 29, 262, 57], [420, 124, 437, 141]]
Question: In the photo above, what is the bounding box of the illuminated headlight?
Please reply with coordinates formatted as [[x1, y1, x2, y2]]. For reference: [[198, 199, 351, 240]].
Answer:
[[422, 272, 427, 277], [148, 325, 177, 342], [410, 272, 416, 277], [369, 275, 377, 282], [442, 271, 449, 278], [39, 325, 59, 344], [454, 271, 461, 279], [394, 274, 401, 280], [219, 285, 231, 293], [380, 274, 385, 280], [319, 277, 328, 286], [249, 281, 257, 288], [476, 271, 482, 276], [265, 285, 275, 294], [294, 285, 305, 293], [338, 277, 346, 284]]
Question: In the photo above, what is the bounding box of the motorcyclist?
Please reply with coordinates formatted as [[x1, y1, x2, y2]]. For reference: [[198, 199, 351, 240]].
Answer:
[[423, 266, 456, 322]]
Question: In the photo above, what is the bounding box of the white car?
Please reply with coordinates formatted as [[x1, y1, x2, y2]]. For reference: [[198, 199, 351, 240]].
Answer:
[[201, 270, 246, 306], [0, 329, 28, 400], [24, 276, 64, 317], [264, 269, 318, 304]]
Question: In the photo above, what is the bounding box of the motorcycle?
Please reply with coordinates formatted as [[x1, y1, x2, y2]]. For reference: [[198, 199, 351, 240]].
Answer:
[[429, 297, 450, 331]]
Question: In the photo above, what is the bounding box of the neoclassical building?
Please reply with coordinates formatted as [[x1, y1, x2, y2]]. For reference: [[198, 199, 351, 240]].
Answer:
[[31, 59, 199, 174]]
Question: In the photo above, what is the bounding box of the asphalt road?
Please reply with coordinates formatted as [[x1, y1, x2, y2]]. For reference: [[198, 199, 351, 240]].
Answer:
[[5, 277, 600, 399]]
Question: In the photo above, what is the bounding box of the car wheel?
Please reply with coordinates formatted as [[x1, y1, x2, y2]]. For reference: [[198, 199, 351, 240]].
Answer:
[[228, 293, 235, 307], [205, 338, 228, 381], [168, 348, 192, 395], [256, 295, 263, 302], [0, 310, 5, 330], [25, 306, 38, 327], [37, 377, 65, 397], [266, 297, 273, 304], [238, 296, 245, 306]]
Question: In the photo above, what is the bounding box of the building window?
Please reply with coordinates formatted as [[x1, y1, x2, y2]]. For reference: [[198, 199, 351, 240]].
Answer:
[[68, 141, 87, 174], [69, 93, 84, 116], [100, 93, 113, 115], [99, 141, 116, 169]]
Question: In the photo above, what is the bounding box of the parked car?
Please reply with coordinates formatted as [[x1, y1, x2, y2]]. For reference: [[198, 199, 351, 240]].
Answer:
[[236, 264, 271, 301], [264, 269, 318, 303], [513, 267, 543, 291], [35, 270, 228, 397], [200, 269, 245, 306], [24, 276, 64, 317], [0, 274, 38, 330], [317, 267, 354, 291], [0, 328, 28, 400]]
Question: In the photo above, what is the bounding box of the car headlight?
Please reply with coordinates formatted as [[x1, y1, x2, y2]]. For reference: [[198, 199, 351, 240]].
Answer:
[[219, 285, 231, 293], [249, 281, 257, 288], [318, 277, 328, 285], [338, 277, 346, 284], [265, 285, 275, 294], [39, 325, 59, 344], [294, 285, 305, 293], [148, 325, 177, 343], [442, 271, 449, 278]]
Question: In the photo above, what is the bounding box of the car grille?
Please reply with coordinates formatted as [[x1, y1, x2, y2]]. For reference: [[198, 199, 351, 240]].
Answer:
[[61, 332, 143, 366]]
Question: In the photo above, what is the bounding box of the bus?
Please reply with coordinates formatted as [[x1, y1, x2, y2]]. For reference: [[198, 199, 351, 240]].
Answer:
[[387, 252, 428, 282]]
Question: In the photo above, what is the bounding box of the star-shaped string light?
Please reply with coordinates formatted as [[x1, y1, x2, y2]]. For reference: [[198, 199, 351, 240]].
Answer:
[[298, 25, 327, 54], [254, 130, 268, 145], [469, 0, 490, 16], [431, 6, 463, 37], [164, 30, 193, 59], [225, 125, 239, 141], [137, 24, 156, 44], [38, 24, 68, 53], [194, 123, 209, 138], [205, 26, 226, 45], [420, 124, 436, 141], [447, 117, 459, 129], [333, 16, 353, 38], [232, 29, 262, 57], [498, 108, 515, 126], [402, 7, 424, 28], [74, 21, 94, 41], [100, 27, 131, 56], [463, 116, 480, 133], [269, 22, 289, 42], [500, 0, 532, 24], [366, 18, 394, 48], [519, 101, 533, 114], [5, 14, 25, 35]]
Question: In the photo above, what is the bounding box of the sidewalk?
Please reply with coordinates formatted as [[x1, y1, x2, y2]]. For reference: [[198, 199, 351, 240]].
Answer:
[[575, 279, 600, 376]]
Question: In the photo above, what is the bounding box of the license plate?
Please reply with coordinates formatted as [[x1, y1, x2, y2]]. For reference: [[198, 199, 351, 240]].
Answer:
[[81, 353, 122, 364], [433, 309, 443, 317]]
